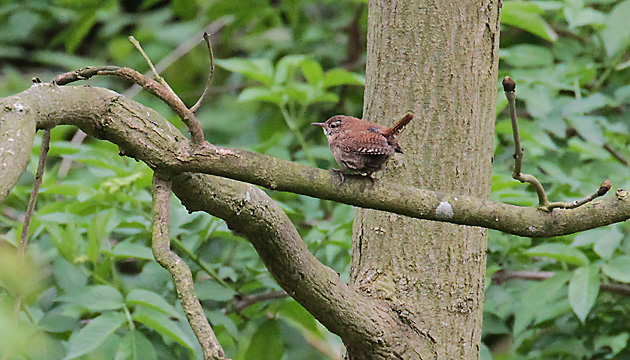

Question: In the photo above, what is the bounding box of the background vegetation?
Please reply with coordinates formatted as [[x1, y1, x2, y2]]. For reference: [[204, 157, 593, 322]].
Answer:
[[1, 0, 630, 359]]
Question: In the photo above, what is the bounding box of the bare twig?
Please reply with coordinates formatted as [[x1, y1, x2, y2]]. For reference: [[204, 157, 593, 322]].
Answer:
[[190, 32, 214, 113], [124, 18, 232, 99], [547, 179, 611, 210], [10, 129, 51, 340], [502, 76, 610, 212], [18, 129, 50, 256], [53, 66, 205, 144], [226, 290, 288, 314], [151, 173, 227, 360], [492, 270, 630, 296], [129, 36, 176, 95], [503, 76, 550, 209]]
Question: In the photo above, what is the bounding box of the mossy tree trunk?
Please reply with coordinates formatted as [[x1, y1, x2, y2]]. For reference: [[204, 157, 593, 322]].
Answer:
[[350, 1, 500, 358]]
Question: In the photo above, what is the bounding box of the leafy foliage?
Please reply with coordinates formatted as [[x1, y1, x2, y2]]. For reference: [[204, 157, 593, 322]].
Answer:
[[1, 0, 630, 359]]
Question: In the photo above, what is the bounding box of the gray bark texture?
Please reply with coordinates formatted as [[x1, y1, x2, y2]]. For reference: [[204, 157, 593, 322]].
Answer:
[[349, 1, 501, 359]]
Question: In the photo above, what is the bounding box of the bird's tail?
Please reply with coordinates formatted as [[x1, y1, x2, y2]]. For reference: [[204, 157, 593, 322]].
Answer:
[[383, 113, 413, 139]]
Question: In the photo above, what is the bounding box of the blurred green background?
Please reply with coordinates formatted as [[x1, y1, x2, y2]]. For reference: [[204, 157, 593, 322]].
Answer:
[[1, 0, 630, 359]]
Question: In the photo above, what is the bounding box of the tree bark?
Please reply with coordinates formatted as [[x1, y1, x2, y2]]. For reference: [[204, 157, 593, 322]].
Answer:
[[350, 1, 501, 359]]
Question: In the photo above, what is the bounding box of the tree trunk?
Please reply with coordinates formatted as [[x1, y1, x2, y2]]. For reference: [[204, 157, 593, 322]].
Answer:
[[350, 1, 500, 359]]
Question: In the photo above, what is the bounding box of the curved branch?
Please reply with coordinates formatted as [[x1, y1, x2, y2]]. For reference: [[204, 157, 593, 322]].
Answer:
[[171, 173, 402, 349], [0, 97, 36, 204], [2, 84, 629, 240]]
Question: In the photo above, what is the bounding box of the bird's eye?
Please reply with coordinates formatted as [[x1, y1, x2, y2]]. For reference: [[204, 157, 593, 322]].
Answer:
[[329, 120, 343, 128]]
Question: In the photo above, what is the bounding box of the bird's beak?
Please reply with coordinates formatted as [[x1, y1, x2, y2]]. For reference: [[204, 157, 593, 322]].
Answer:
[[311, 122, 325, 127]]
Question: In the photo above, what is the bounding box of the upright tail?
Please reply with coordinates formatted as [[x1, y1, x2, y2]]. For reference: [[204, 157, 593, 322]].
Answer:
[[383, 113, 414, 139]]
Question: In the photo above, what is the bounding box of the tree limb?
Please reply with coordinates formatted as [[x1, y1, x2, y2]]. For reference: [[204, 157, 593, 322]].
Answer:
[[152, 173, 226, 360], [2, 84, 629, 240]]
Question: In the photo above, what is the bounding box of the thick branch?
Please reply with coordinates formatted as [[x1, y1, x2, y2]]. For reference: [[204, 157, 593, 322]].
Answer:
[[171, 173, 400, 348], [2, 84, 629, 239], [0, 99, 36, 204]]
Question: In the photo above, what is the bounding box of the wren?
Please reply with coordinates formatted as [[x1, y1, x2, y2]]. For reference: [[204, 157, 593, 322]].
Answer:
[[312, 113, 413, 181]]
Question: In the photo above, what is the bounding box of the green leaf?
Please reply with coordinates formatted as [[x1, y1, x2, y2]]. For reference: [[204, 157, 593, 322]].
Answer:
[[216, 58, 274, 86], [132, 307, 194, 350], [274, 54, 307, 84], [115, 330, 157, 360], [602, 256, 630, 283], [126, 289, 182, 319], [64, 312, 126, 360], [195, 281, 236, 301], [513, 272, 571, 334], [501, 1, 558, 42], [568, 265, 600, 323], [601, 0, 630, 57], [59, 285, 125, 312], [573, 227, 623, 259], [244, 319, 284, 360], [238, 86, 284, 105], [87, 211, 113, 263], [106, 241, 154, 260], [501, 45, 554, 68], [524, 243, 589, 266], [322, 68, 365, 88], [300, 59, 324, 87]]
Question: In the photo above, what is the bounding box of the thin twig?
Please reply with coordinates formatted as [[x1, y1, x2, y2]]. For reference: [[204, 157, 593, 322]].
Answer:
[[151, 173, 227, 360], [129, 36, 182, 106], [547, 180, 612, 210], [124, 18, 232, 99], [53, 66, 205, 144], [503, 76, 549, 209], [18, 129, 50, 256], [190, 32, 214, 113], [11, 129, 51, 339], [225, 290, 288, 314], [492, 270, 630, 296]]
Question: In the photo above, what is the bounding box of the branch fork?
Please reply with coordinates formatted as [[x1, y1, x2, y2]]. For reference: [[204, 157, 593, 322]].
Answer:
[[502, 76, 611, 212]]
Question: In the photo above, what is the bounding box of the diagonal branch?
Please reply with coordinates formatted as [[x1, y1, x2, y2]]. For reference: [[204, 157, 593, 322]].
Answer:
[[151, 173, 226, 360]]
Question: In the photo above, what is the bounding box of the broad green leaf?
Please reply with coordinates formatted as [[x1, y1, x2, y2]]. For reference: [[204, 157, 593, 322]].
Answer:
[[195, 281, 236, 301], [132, 307, 195, 350], [502, 45, 554, 68], [59, 285, 125, 312], [38, 314, 78, 333], [594, 333, 630, 359], [566, 116, 605, 146], [524, 243, 589, 266], [568, 265, 600, 323], [244, 319, 284, 360], [54, 257, 88, 293], [216, 58, 274, 86], [513, 272, 571, 334], [64, 312, 126, 359], [300, 59, 324, 87], [601, 0, 630, 57], [87, 211, 113, 263], [602, 256, 630, 283], [238, 87, 284, 105], [322, 68, 365, 88], [274, 54, 307, 84], [126, 289, 182, 319], [573, 227, 623, 259], [106, 241, 154, 260], [206, 310, 239, 339], [501, 1, 558, 42], [115, 330, 157, 360]]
